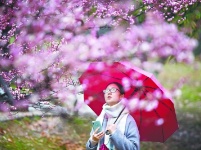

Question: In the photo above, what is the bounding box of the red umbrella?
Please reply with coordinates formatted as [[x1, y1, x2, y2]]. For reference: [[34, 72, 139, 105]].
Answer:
[[79, 61, 178, 142]]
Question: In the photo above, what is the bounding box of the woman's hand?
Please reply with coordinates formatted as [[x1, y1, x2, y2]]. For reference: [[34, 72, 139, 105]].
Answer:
[[92, 128, 104, 142], [106, 124, 117, 135]]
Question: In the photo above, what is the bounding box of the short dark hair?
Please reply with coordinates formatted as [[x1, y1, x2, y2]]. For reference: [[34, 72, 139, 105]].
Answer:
[[107, 82, 125, 95]]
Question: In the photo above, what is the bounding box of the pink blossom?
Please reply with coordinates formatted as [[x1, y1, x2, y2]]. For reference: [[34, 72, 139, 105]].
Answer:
[[0, 0, 199, 111]]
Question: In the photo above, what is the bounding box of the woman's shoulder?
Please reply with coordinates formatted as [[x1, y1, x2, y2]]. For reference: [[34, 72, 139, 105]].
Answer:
[[127, 114, 135, 122], [126, 114, 138, 127], [125, 114, 139, 134]]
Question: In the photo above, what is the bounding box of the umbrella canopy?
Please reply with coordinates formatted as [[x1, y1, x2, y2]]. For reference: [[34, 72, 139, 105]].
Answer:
[[79, 61, 178, 142]]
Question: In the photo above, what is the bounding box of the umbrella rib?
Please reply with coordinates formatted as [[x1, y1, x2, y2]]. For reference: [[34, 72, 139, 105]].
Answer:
[[116, 68, 130, 77], [130, 74, 158, 97], [158, 100, 174, 112], [143, 86, 157, 89], [130, 88, 140, 98], [154, 109, 165, 142], [130, 87, 156, 98], [144, 77, 149, 82]]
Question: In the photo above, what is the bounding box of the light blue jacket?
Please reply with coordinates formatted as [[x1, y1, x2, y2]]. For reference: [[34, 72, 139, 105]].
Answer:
[[86, 114, 140, 150]]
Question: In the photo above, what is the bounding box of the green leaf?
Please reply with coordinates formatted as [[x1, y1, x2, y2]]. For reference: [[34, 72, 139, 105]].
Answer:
[[9, 36, 15, 44]]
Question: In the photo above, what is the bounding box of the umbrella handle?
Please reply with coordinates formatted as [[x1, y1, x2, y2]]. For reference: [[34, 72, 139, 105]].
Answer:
[[105, 130, 110, 135], [105, 107, 126, 135]]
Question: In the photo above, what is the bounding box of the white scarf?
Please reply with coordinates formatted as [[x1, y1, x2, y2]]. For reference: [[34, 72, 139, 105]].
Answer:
[[96, 101, 129, 150]]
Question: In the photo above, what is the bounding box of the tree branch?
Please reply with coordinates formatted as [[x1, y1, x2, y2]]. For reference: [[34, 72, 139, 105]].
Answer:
[[0, 75, 13, 105]]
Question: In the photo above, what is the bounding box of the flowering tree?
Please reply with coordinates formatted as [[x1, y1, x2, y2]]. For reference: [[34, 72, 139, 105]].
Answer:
[[0, 0, 200, 113]]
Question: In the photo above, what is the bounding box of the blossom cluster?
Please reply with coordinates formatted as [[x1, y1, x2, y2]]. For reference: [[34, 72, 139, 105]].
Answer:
[[143, 0, 201, 22], [0, 0, 199, 111]]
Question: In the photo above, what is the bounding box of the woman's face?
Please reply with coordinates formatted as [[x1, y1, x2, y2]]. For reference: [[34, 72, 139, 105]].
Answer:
[[104, 83, 124, 106]]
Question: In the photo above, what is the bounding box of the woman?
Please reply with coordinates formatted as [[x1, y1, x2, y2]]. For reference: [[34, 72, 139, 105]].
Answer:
[[86, 82, 140, 150]]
